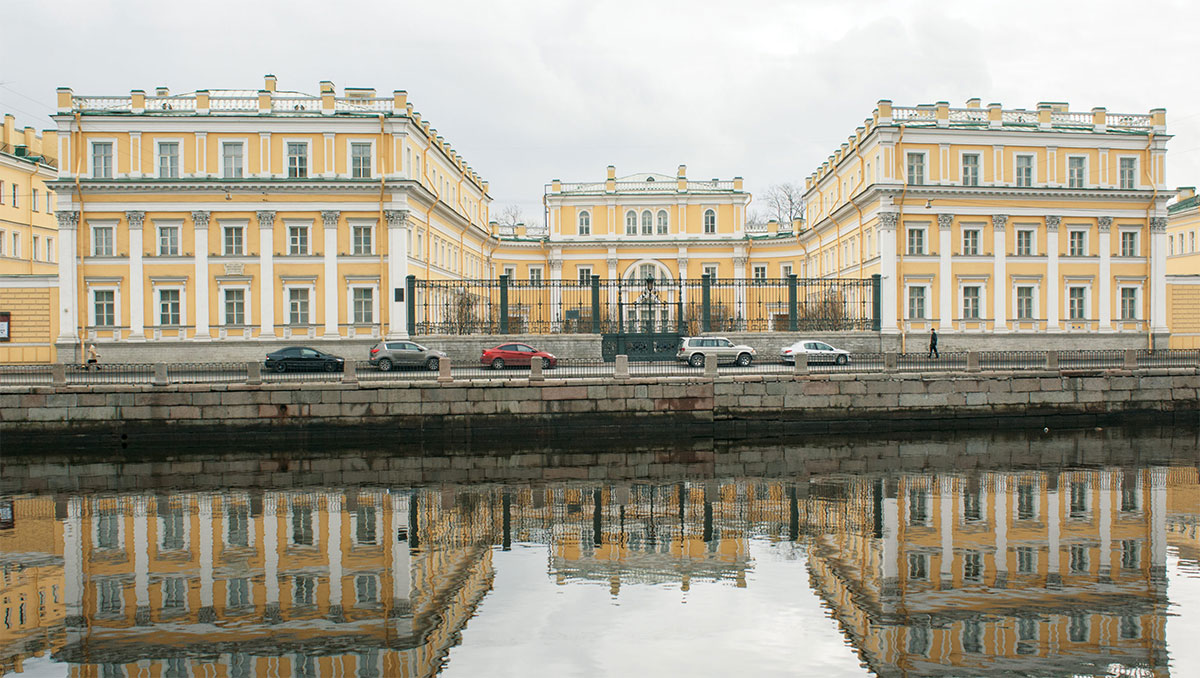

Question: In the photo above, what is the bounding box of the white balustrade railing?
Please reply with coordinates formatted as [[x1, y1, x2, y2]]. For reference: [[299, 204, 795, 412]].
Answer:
[[337, 97, 392, 112], [73, 96, 133, 111], [207, 97, 259, 111], [891, 107, 936, 122], [948, 108, 989, 123], [272, 97, 321, 112], [1109, 113, 1153, 130], [1050, 111, 1093, 126], [144, 96, 196, 111], [1001, 110, 1039, 124]]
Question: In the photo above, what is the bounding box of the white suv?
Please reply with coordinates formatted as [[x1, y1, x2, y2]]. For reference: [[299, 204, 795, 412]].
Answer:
[[676, 337, 757, 367]]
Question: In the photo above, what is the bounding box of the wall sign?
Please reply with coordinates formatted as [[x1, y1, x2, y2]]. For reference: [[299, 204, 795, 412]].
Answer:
[[0, 312, 10, 342]]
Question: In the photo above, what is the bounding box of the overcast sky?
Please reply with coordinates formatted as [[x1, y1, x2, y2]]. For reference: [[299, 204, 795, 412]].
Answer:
[[3, 0, 1197, 224]]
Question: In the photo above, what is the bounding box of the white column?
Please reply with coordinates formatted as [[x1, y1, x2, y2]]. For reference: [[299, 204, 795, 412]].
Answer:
[[263, 493, 279, 609], [322, 211, 340, 338], [391, 492, 413, 636], [549, 253, 563, 329], [878, 212, 898, 333], [733, 253, 747, 326], [1098, 217, 1113, 331], [1150, 218, 1169, 335], [257, 211, 276, 337], [1046, 216, 1061, 330], [133, 495, 150, 619], [63, 496, 84, 624], [55, 211, 80, 345], [940, 477, 954, 585], [192, 211, 211, 340], [127, 211, 146, 340], [1047, 478, 1061, 586], [327, 493, 343, 616], [607, 253, 619, 321], [992, 216, 1007, 331], [938, 214, 953, 330], [881, 494, 899, 593], [1150, 466, 1167, 575], [993, 475, 1008, 585], [678, 254, 689, 307], [1099, 471, 1112, 577], [199, 495, 215, 616], [385, 210, 410, 339]]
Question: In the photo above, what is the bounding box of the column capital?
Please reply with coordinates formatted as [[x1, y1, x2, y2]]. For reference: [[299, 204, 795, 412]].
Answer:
[[606, 256, 619, 268], [126, 210, 146, 231], [384, 209, 410, 230], [1045, 215, 1061, 232], [733, 255, 749, 267], [256, 210, 276, 230], [991, 215, 1008, 231], [55, 210, 80, 232], [1150, 217, 1167, 233], [321, 210, 340, 230], [1098, 216, 1113, 232], [877, 211, 898, 232], [549, 259, 563, 273], [937, 213, 954, 230], [678, 257, 688, 269], [191, 210, 211, 230]]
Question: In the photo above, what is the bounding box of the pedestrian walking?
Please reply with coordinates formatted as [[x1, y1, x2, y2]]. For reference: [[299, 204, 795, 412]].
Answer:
[[86, 344, 101, 370], [928, 328, 939, 359]]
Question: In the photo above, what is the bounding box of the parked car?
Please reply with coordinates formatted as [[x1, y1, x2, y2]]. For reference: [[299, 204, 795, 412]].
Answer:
[[480, 343, 557, 370], [676, 336, 756, 367], [264, 346, 345, 373], [368, 340, 446, 371], [780, 340, 851, 365]]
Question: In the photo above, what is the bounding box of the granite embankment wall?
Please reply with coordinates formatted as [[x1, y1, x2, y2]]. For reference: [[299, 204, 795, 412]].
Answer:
[[3, 369, 1197, 439]]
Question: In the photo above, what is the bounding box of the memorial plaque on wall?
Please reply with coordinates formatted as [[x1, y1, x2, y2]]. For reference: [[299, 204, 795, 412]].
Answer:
[[0, 312, 10, 342]]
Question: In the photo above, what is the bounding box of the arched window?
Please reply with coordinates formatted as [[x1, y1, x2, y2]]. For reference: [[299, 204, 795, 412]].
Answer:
[[656, 210, 668, 235], [625, 211, 637, 236], [641, 210, 653, 235], [703, 209, 716, 234], [578, 211, 591, 236]]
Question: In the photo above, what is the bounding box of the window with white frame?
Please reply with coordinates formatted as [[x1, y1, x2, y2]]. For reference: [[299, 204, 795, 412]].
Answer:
[[1068, 156, 1086, 188], [640, 210, 652, 235], [46, 237, 54, 262], [0, 229, 6, 256], [223, 288, 246, 326], [625, 210, 637, 236], [702, 264, 718, 281], [908, 285, 927, 319], [577, 266, 592, 285], [1068, 286, 1087, 320], [962, 228, 980, 256], [781, 263, 793, 278], [32, 235, 39, 260], [10, 184, 16, 208], [529, 266, 543, 286], [578, 211, 590, 236], [1119, 157, 1137, 190], [92, 224, 115, 256], [92, 289, 116, 327], [287, 142, 308, 178], [351, 142, 372, 179], [1015, 154, 1033, 187], [223, 224, 244, 255], [10, 233, 18, 259], [703, 209, 716, 234], [1016, 229, 1035, 256], [288, 224, 310, 255], [158, 142, 180, 179], [1191, 230, 1196, 252], [962, 154, 980, 186], [962, 285, 981, 319], [352, 287, 374, 323], [352, 224, 373, 255], [1016, 285, 1036, 320], [656, 210, 668, 235], [158, 288, 182, 326], [906, 152, 925, 185], [92, 142, 113, 179], [222, 142, 244, 178], [1120, 287, 1139, 320], [1120, 230, 1139, 257], [158, 224, 180, 256], [1170, 235, 1175, 255], [1068, 230, 1087, 256], [907, 226, 926, 255], [31, 188, 37, 211], [502, 265, 515, 279], [752, 264, 767, 282], [288, 288, 311, 325]]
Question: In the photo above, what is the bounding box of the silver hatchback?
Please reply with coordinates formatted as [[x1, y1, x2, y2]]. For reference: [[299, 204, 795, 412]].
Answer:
[[368, 341, 446, 371], [676, 336, 757, 367]]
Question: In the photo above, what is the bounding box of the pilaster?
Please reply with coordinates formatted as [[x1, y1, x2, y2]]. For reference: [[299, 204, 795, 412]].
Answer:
[[1046, 216, 1061, 330], [1098, 216, 1113, 331], [877, 212, 898, 333], [55, 211, 81, 346], [322, 211, 340, 338], [1150, 217, 1168, 334], [384, 210, 410, 339], [992, 215, 1007, 331], [937, 214, 953, 329], [192, 211, 211, 339], [257, 211, 277, 337], [127, 211, 146, 340]]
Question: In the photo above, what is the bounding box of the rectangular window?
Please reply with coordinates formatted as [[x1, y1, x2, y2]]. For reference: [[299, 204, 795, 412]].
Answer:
[[158, 225, 180, 256], [908, 552, 928, 580], [1016, 546, 1035, 573], [94, 290, 115, 327], [1016, 286, 1034, 320], [906, 153, 925, 185], [351, 142, 372, 179], [1016, 229, 1034, 256], [158, 142, 180, 179], [753, 264, 767, 282], [1069, 286, 1087, 320], [1119, 157, 1136, 190], [962, 154, 980, 186], [529, 267, 543, 286], [962, 286, 980, 319], [222, 143, 244, 179], [1120, 231, 1138, 257], [159, 289, 181, 325], [32, 235, 39, 260], [92, 142, 113, 179], [353, 288, 373, 323], [908, 489, 928, 524], [963, 492, 982, 522], [288, 288, 310, 325], [227, 507, 249, 547], [577, 266, 592, 286], [160, 508, 185, 550], [31, 188, 38, 211], [224, 288, 245, 326], [46, 190, 52, 213], [502, 265, 515, 279], [288, 225, 309, 255], [97, 579, 123, 614], [224, 225, 244, 255], [1121, 482, 1140, 512], [287, 142, 308, 178], [356, 506, 377, 545], [907, 227, 925, 255], [1070, 486, 1088, 517], [92, 225, 115, 256], [293, 576, 315, 605], [781, 263, 793, 278], [963, 551, 983, 582], [703, 264, 718, 281], [10, 184, 16, 207], [96, 512, 121, 549], [1120, 288, 1138, 320], [908, 286, 926, 319], [292, 506, 314, 546], [0, 180, 4, 203], [1068, 156, 1086, 188], [228, 578, 250, 609], [1068, 230, 1086, 256], [962, 229, 980, 256], [1069, 545, 1089, 573], [1017, 484, 1036, 520], [1121, 539, 1140, 570], [352, 225, 373, 255], [47, 237, 54, 262], [11, 233, 18, 258]]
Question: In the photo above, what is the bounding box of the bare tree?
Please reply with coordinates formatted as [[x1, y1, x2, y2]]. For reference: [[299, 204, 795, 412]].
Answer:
[[762, 183, 805, 230], [495, 205, 525, 227], [745, 208, 768, 230]]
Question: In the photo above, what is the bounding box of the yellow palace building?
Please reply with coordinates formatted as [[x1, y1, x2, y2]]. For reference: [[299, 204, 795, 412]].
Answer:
[[49, 76, 493, 362], [1166, 187, 1200, 347], [799, 99, 1173, 349]]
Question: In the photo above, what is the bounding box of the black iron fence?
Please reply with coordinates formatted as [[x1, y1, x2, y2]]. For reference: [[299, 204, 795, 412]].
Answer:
[[408, 274, 880, 336]]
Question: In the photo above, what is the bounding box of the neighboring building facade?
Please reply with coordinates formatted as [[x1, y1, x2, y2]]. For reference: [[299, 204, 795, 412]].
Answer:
[[0, 115, 59, 363], [1166, 187, 1200, 348], [802, 99, 1173, 349], [49, 76, 492, 362]]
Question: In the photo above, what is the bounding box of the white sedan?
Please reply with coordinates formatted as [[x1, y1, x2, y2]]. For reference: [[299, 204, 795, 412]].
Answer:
[[780, 340, 851, 365]]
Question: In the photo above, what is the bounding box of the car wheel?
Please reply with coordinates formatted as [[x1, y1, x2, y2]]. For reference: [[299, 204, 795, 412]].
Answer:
[[324, 361, 338, 372], [689, 353, 705, 368], [835, 354, 848, 365], [271, 362, 287, 373], [736, 353, 752, 367], [491, 358, 505, 370], [541, 357, 552, 369], [426, 357, 440, 371], [378, 358, 393, 372]]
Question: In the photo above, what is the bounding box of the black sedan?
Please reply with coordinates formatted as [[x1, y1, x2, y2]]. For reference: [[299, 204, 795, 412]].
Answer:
[[264, 346, 345, 373]]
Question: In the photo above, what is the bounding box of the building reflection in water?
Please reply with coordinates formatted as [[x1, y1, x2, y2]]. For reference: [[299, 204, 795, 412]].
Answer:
[[0, 461, 1196, 677]]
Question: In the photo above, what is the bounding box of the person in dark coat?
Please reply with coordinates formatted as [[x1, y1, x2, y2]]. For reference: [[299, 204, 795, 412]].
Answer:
[[928, 328, 939, 359]]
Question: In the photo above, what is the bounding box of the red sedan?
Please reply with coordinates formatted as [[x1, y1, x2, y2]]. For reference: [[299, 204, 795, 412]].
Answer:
[[480, 343, 557, 370]]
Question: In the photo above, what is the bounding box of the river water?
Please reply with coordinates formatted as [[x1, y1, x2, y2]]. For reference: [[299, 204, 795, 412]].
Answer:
[[1, 424, 1197, 677]]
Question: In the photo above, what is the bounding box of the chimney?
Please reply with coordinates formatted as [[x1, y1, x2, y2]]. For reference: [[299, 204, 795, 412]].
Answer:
[[23, 127, 35, 151], [345, 87, 375, 99], [156, 86, 169, 97], [319, 80, 335, 95], [966, 98, 981, 108], [677, 164, 686, 178], [607, 165, 616, 180], [1, 114, 14, 148], [264, 74, 277, 92], [41, 130, 57, 163], [1178, 186, 1195, 202]]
